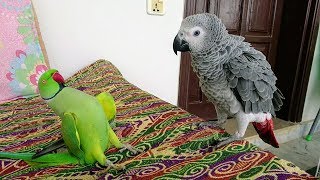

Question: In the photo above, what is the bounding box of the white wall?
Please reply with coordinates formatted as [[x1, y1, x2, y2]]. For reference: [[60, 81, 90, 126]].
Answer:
[[32, 0, 184, 105], [302, 27, 320, 121]]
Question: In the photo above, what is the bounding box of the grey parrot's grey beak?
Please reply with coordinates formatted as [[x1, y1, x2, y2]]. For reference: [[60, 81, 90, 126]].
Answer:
[[173, 34, 190, 55]]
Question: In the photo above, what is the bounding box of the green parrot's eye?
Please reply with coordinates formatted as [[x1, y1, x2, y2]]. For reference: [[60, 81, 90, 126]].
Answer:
[[193, 30, 200, 36], [42, 80, 47, 84]]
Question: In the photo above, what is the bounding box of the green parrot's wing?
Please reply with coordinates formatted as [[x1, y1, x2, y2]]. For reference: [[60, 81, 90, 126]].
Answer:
[[62, 112, 85, 163], [96, 92, 116, 122]]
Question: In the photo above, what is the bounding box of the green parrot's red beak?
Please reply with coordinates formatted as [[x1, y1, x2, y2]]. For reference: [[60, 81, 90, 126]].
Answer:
[[52, 72, 65, 84]]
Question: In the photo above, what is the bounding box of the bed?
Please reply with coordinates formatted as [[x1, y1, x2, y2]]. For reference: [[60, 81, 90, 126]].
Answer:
[[0, 60, 316, 179]]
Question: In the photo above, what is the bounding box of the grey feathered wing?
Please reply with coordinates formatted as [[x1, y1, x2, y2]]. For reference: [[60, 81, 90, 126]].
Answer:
[[226, 46, 284, 148], [226, 47, 284, 116]]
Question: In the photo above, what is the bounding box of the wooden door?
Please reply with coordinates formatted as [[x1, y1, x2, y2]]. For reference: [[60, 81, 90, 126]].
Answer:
[[178, 0, 284, 120]]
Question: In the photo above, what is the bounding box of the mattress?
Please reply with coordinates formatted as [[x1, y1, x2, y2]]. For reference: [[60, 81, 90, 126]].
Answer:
[[0, 60, 316, 179]]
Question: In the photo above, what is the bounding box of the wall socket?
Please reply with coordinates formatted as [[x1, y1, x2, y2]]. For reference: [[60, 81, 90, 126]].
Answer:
[[147, 0, 165, 16]]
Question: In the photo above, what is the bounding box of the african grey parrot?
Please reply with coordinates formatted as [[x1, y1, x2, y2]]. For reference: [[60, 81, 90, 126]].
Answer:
[[173, 13, 284, 148]]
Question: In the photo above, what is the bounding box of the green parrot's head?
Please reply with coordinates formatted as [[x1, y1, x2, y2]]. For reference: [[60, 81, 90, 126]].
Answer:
[[38, 69, 65, 100]]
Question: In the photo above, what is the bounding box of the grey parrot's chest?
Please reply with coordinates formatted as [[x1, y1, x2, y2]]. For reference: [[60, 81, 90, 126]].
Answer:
[[188, 39, 247, 116], [191, 58, 234, 112], [199, 80, 229, 105], [198, 73, 240, 116]]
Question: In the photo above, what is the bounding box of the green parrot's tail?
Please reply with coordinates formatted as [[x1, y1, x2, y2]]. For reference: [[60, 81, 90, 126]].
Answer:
[[0, 151, 79, 167]]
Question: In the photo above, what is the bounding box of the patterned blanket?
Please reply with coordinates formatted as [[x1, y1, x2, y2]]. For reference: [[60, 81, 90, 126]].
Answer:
[[0, 60, 316, 179]]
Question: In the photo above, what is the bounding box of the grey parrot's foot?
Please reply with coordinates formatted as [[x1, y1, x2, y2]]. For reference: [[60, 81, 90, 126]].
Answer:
[[212, 135, 241, 150], [191, 120, 225, 129], [105, 159, 125, 170], [199, 121, 220, 128], [119, 143, 143, 154]]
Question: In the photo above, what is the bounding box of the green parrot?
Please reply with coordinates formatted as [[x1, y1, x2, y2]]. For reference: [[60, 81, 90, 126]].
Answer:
[[96, 91, 118, 128], [0, 69, 141, 168], [31, 87, 120, 158]]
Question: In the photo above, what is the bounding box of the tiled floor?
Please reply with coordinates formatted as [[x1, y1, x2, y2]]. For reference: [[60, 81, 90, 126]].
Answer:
[[266, 132, 320, 171]]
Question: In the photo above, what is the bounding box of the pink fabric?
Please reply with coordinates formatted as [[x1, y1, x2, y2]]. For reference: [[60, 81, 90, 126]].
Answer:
[[0, 0, 48, 102]]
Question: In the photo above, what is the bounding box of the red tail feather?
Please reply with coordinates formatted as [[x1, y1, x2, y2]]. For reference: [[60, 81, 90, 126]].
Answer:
[[252, 118, 279, 148]]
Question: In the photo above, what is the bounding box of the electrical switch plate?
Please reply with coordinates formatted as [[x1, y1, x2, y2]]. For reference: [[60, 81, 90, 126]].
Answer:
[[147, 0, 165, 16]]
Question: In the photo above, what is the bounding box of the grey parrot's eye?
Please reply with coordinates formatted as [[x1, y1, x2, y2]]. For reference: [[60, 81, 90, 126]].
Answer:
[[193, 30, 200, 36]]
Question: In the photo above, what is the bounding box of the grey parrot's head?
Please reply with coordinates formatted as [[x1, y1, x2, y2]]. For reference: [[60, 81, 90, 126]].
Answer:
[[173, 13, 227, 55]]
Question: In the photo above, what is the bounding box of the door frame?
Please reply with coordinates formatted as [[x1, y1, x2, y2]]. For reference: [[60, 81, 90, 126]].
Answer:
[[178, 0, 208, 110], [178, 0, 320, 122]]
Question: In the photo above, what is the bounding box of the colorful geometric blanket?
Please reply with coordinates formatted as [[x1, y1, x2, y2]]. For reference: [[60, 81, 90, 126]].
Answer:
[[0, 60, 316, 179]]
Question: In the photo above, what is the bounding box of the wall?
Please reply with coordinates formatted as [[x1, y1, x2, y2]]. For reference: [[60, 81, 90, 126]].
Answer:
[[32, 0, 184, 105], [302, 27, 320, 121]]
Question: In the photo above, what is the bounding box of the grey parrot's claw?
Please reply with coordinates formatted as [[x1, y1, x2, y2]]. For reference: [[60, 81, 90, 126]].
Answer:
[[201, 122, 217, 128], [212, 135, 241, 150], [191, 121, 223, 129], [119, 143, 142, 154], [218, 136, 230, 141]]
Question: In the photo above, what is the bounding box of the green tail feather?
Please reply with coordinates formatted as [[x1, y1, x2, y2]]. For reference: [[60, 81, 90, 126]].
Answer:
[[0, 151, 80, 167]]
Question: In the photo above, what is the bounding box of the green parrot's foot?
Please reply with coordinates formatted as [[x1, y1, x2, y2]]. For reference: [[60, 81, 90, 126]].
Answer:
[[110, 121, 127, 129], [119, 143, 143, 154], [105, 159, 125, 170], [212, 134, 241, 150], [109, 121, 116, 129]]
